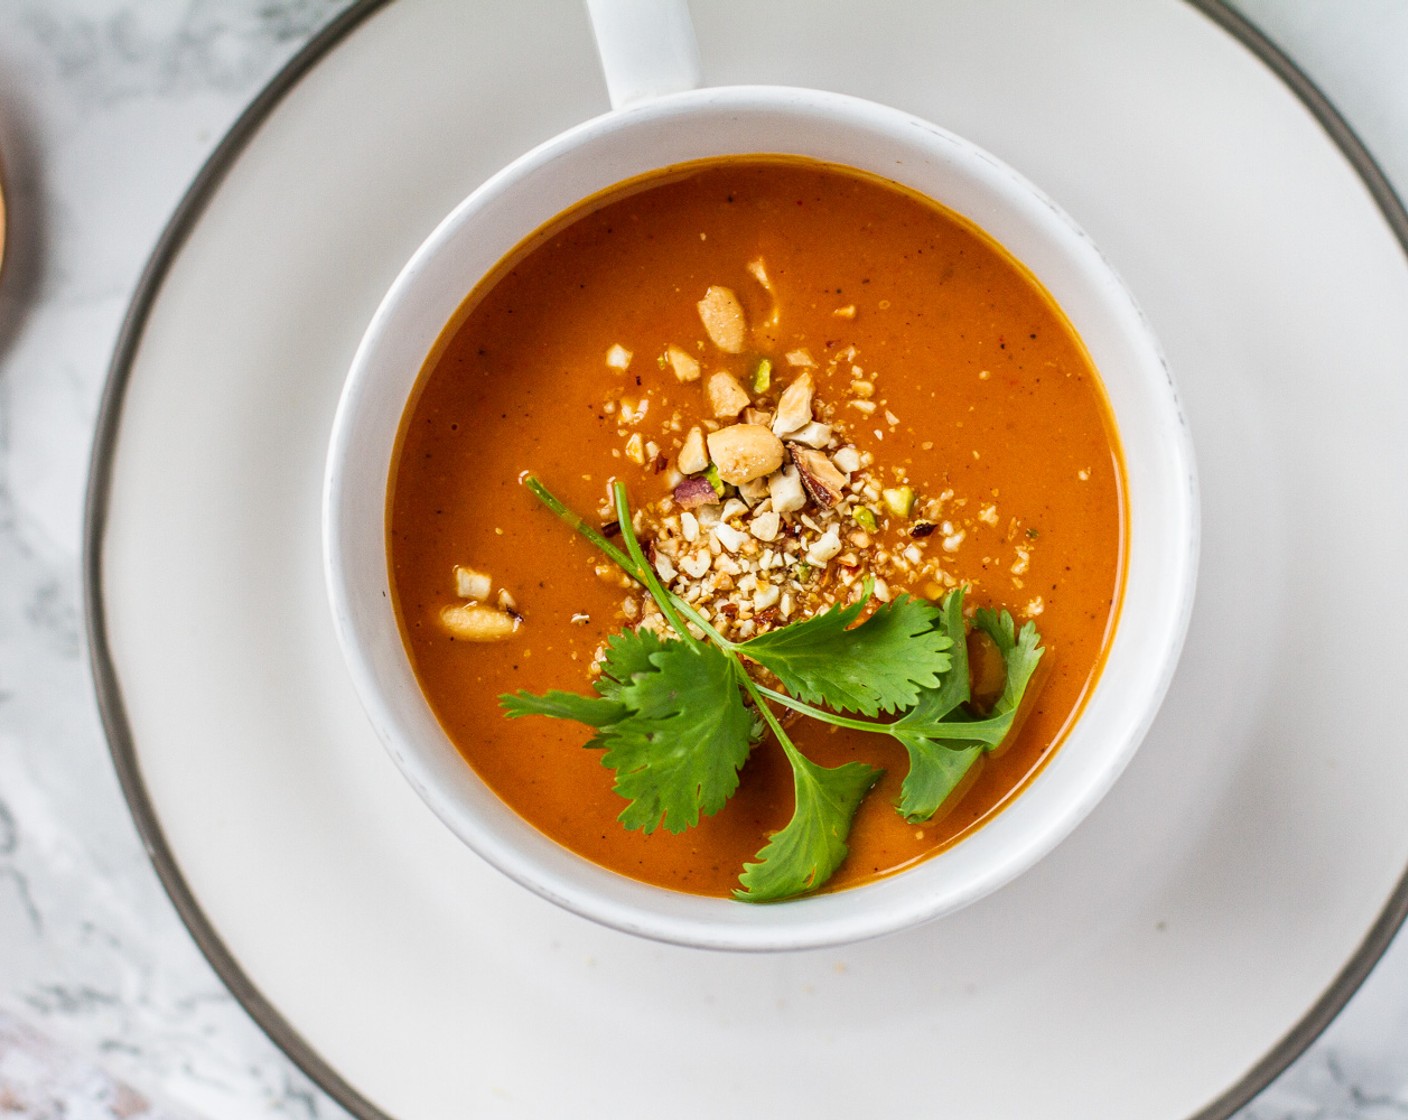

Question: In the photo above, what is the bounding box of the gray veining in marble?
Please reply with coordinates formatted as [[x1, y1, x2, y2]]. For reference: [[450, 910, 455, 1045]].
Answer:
[[0, 1, 1405, 1117], [1, 3, 358, 1116]]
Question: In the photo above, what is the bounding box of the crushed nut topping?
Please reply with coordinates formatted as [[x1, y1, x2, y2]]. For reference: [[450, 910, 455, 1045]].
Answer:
[[663, 343, 700, 382], [605, 343, 633, 371], [697, 285, 747, 353], [477, 258, 1045, 644], [440, 602, 519, 641]]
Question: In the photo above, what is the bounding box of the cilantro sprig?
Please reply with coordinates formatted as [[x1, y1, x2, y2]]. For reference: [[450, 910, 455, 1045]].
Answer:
[[499, 477, 1045, 901], [738, 590, 951, 716]]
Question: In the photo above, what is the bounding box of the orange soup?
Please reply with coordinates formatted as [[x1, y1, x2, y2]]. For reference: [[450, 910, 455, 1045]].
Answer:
[[388, 157, 1125, 899]]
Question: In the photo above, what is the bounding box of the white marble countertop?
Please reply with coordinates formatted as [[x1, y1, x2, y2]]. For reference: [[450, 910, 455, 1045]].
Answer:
[[0, 2, 1405, 1117]]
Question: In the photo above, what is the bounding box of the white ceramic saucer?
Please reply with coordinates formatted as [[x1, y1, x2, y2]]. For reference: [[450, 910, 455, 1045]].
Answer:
[[85, 2, 1408, 1118]]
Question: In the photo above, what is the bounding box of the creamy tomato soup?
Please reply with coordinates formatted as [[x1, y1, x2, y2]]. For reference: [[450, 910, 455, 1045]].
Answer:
[[388, 157, 1125, 898]]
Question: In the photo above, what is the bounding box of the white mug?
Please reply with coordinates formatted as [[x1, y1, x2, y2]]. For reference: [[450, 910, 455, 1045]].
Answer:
[[323, 0, 1198, 951]]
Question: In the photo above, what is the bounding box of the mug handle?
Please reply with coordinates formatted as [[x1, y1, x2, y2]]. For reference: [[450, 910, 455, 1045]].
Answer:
[[585, 0, 703, 109]]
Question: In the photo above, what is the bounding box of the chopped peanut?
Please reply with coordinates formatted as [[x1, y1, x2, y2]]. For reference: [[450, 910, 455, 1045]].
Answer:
[[772, 371, 815, 437], [714, 522, 746, 553], [707, 424, 785, 485], [705, 371, 751, 418], [806, 525, 843, 565], [786, 421, 832, 449], [453, 565, 492, 601], [750, 509, 781, 542], [677, 426, 709, 474], [697, 285, 747, 353], [737, 475, 769, 504], [768, 464, 807, 513], [664, 344, 700, 382], [440, 603, 518, 641]]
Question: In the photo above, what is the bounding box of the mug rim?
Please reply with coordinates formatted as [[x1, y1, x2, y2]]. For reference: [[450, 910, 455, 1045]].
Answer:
[[323, 82, 1199, 951]]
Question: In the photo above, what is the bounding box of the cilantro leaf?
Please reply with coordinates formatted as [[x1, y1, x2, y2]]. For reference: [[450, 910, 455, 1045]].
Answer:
[[893, 741, 985, 822], [499, 690, 626, 727], [734, 750, 882, 902], [887, 592, 1045, 822], [972, 607, 1044, 715], [738, 587, 951, 716], [898, 589, 973, 722], [600, 639, 754, 834], [596, 627, 669, 702], [498, 627, 668, 739]]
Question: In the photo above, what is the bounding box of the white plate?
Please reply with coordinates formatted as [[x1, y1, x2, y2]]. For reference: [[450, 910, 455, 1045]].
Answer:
[[85, 1, 1408, 1117]]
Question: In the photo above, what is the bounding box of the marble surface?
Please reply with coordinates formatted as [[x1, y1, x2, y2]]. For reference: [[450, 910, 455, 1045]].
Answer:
[[0, 1, 1404, 1117]]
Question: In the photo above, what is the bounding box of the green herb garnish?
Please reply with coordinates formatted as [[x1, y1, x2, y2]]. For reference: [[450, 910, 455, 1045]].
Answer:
[[499, 477, 1045, 901], [703, 462, 727, 498], [738, 590, 951, 717], [881, 484, 915, 518], [752, 357, 773, 393]]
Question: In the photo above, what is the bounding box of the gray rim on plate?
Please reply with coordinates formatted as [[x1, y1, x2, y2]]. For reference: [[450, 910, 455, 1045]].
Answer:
[[80, 3, 1408, 1117]]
